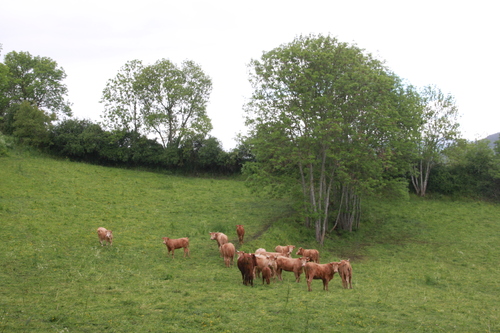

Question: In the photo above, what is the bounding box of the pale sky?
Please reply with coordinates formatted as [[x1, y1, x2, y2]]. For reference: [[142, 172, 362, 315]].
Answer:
[[1, 0, 498, 150]]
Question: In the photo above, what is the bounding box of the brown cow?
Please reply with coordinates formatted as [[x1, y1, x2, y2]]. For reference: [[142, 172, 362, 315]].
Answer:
[[276, 256, 309, 282], [209, 232, 228, 249], [254, 254, 278, 280], [237, 251, 258, 286], [236, 225, 245, 244], [304, 261, 340, 292], [296, 247, 320, 263], [97, 227, 113, 246], [339, 259, 353, 289], [275, 245, 295, 257], [162, 237, 190, 258], [262, 266, 272, 285], [220, 242, 236, 267]]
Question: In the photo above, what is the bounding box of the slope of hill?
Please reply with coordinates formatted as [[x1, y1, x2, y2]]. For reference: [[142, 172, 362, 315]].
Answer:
[[1, 150, 499, 332], [485, 132, 500, 149]]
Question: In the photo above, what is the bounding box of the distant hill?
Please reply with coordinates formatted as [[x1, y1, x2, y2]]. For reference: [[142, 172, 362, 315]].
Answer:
[[485, 132, 500, 149]]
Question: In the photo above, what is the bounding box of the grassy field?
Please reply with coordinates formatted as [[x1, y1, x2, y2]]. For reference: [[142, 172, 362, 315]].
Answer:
[[1, 149, 499, 332]]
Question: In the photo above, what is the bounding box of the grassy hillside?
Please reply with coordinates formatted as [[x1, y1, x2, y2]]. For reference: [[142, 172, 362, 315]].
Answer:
[[1, 150, 499, 332]]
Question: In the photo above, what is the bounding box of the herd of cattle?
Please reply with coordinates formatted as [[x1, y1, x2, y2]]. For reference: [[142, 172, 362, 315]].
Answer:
[[97, 225, 352, 292]]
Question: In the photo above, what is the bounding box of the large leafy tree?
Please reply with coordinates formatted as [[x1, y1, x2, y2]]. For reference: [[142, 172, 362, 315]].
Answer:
[[410, 85, 459, 196], [1, 51, 72, 131], [134, 59, 213, 148], [245, 35, 422, 243]]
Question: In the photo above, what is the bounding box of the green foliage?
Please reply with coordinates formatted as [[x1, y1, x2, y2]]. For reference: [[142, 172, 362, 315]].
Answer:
[[0, 132, 12, 156], [101, 59, 144, 133], [12, 101, 54, 147], [50, 119, 165, 167], [2, 50, 72, 120], [428, 139, 500, 200], [410, 85, 460, 196], [0, 61, 9, 125], [1, 151, 499, 332], [103, 58, 213, 149], [246, 34, 422, 239]]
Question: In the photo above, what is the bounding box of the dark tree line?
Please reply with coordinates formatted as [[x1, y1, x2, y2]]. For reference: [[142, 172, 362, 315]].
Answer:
[[48, 119, 252, 174]]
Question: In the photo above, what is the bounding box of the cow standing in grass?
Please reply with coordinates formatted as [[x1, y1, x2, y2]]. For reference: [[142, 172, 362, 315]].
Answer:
[[220, 242, 236, 267], [262, 266, 272, 285], [162, 237, 190, 258], [97, 227, 113, 246], [304, 261, 340, 292], [237, 251, 258, 286], [254, 254, 278, 280], [236, 225, 245, 244], [275, 256, 309, 282], [339, 259, 353, 289], [296, 247, 320, 263]]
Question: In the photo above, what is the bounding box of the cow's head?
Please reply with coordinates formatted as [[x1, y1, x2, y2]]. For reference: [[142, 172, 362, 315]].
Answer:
[[209, 232, 217, 240], [296, 247, 304, 256], [266, 255, 278, 266], [339, 259, 350, 269], [329, 262, 340, 273], [299, 257, 310, 267]]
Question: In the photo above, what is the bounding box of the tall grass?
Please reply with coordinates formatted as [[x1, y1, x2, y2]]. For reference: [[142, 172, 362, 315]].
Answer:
[[1, 150, 499, 332]]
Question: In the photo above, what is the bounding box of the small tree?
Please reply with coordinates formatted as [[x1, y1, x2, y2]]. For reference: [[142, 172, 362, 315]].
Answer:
[[411, 85, 460, 196]]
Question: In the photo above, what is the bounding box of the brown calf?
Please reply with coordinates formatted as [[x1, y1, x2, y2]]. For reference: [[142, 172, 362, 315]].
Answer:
[[296, 247, 320, 263], [254, 254, 278, 280], [237, 251, 258, 287], [276, 256, 310, 282], [275, 245, 296, 258], [262, 266, 272, 285], [339, 259, 353, 289], [97, 227, 113, 246], [236, 225, 245, 244], [220, 242, 236, 267], [162, 237, 190, 258], [304, 262, 340, 292]]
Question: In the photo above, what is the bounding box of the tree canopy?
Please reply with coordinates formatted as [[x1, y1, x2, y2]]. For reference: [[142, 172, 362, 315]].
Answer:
[[410, 85, 460, 196], [101, 59, 213, 149], [0, 50, 71, 133], [245, 34, 422, 243]]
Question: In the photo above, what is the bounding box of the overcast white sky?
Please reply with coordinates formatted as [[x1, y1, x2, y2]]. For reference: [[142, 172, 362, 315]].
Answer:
[[1, 0, 498, 150]]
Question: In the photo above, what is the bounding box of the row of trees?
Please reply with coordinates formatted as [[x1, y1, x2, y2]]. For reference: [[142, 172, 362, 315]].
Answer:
[[0, 46, 251, 173], [2, 39, 499, 243]]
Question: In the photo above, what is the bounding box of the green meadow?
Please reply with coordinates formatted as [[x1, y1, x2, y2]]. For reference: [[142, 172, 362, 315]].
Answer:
[[1, 150, 499, 332]]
